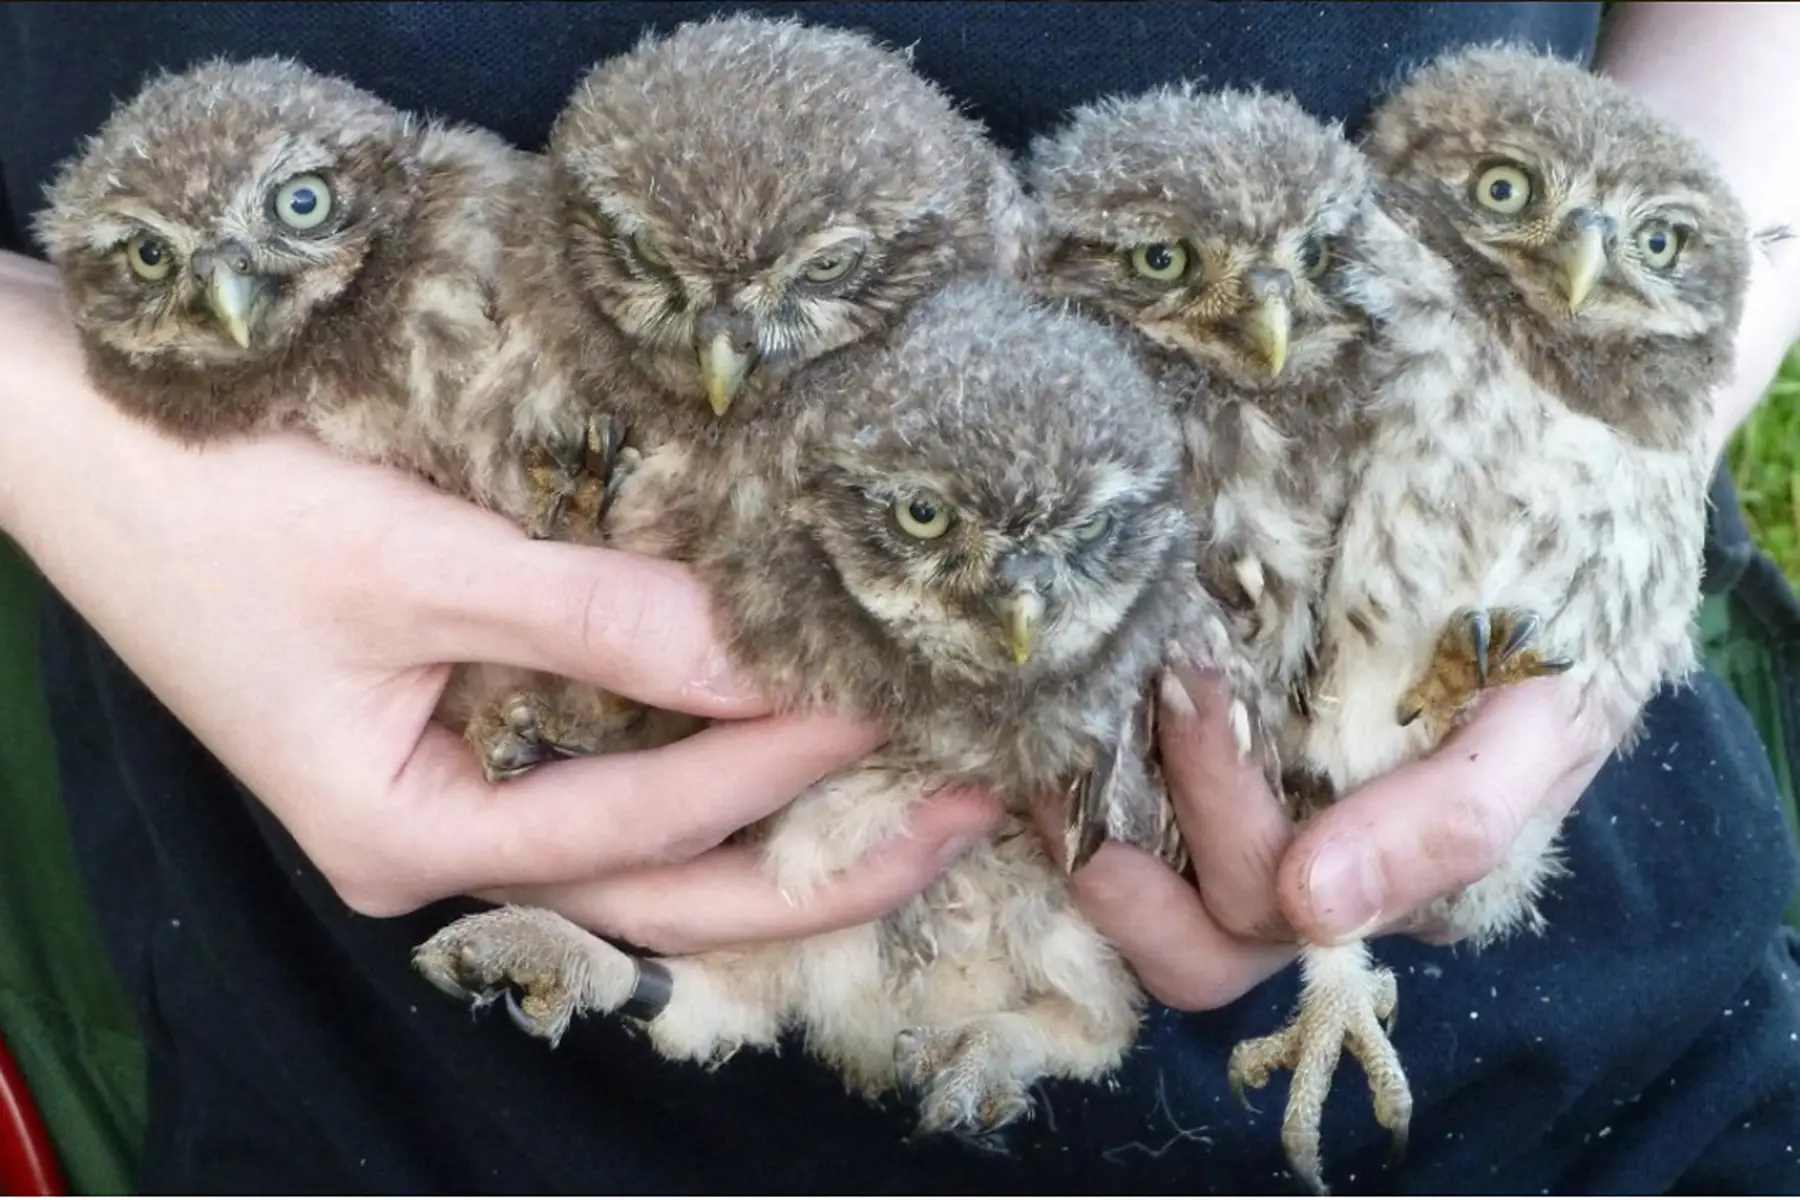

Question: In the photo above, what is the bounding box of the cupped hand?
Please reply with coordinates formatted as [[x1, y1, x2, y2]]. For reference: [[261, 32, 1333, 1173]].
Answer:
[[0, 253, 1001, 953], [1043, 660, 1610, 1011]]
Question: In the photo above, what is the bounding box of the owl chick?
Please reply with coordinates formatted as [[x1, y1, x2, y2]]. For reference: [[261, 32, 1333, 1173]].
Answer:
[[1028, 85, 1384, 873], [29, 57, 682, 781], [415, 278, 1247, 1146], [474, 12, 1038, 776], [1243, 46, 1754, 1193]]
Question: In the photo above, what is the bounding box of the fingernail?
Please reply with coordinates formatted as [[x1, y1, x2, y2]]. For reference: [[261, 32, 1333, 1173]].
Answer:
[[691, 643, 761, 703], [1158, 667, 1197, 722], [1305, 840, 1386, 943]]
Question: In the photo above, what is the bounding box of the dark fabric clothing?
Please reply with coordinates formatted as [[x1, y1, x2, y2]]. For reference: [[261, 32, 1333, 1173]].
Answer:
[[4, 1, 1800, 1192]]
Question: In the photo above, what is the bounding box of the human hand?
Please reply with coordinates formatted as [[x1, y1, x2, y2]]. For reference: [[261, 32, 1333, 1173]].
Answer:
[[0, 255, 1000, 953], [1041, 663, 1608, 1010]]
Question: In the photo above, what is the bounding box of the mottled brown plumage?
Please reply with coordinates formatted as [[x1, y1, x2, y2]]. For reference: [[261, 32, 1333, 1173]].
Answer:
[[482, 12, 1039, 774], [1238, 46, 1754, 1193], [415, 278, 1248, 1146], [1028, 85, 1386, 875], [30, 55, 679, 780]]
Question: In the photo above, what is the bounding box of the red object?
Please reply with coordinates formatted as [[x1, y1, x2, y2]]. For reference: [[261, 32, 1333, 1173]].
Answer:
[[0, 1032, 62, 1196]]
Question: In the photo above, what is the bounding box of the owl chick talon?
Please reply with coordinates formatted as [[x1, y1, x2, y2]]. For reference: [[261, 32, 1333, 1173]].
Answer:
[[469, 691, 603, 784], [894, 1023, 1034, 1143], [1228, 962, 1412, 1196], [413, 906, 643, 1049], [502, 984, 578, 1042], [1395, 606, 1572, 740], [525, 414, 631, 541]]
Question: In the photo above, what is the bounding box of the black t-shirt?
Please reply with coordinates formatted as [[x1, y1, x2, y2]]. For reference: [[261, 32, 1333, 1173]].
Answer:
[[7, 2, 1800, 1193]]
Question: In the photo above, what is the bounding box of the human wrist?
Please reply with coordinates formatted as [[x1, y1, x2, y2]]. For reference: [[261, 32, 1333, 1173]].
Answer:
[[0, 254, 76, 545], [0, 251, 173, 580]]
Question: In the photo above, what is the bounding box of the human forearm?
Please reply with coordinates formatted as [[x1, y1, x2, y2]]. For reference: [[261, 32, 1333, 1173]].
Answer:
[[1596, 2, 1800, 454]]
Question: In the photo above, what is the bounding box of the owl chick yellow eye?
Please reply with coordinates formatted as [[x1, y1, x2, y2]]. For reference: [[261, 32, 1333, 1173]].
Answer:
[[803, 248, 860, 284], [125, 233, 173, 281], [1474, 164, 1532, 215], [1129, 242, 1188, 283], [273, 174, 333, 231], [1636, 222, 1683, 270], [1072, 511, 1112, 543], [1299, 236, 1331, 279], [893, 496, 951, 539]]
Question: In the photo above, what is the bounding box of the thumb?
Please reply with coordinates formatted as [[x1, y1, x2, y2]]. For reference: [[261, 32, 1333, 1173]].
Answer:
[[1278, 679, 1603, 944]]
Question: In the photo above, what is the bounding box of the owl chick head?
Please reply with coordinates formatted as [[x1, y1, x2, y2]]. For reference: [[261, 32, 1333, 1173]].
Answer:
[[36, 56, 417, 372], [550, 14, 1023, 421], [1029, 85, 1372, 390], [1364, 45, 1750, 340], [792, 279, 1191, 684]]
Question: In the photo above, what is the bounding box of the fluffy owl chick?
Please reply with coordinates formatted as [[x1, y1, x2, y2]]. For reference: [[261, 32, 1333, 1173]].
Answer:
[[1029, 85, 1383, 872], [551, 12, 1033, 433], [32, 57, 674, 782], [474, 12, 1040, 777], [1253, 46, 1754, 1193], [35, 56, 547, 498], [416, 279, 1243, 1145]]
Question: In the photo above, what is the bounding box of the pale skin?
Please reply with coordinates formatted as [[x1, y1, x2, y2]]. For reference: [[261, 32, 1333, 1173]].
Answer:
[[2, 0, 1796, 1000], [1059, 1, 1800, 1011]]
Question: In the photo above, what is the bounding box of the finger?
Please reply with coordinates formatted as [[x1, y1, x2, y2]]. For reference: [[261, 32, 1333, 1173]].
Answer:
[[392, 520, 772, 719], [1157, 664, 1297, 940], [486, 788, 1006, 955], [353, 711, 890, 911], [1059, 841, 1297, 1012], [1278, 677, 1609, 945]]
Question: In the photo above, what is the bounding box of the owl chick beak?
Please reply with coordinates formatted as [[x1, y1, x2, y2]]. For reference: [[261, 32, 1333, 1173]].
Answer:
[[193, 241, 269, 350], [1243, 296, 1292, 378], [1556, 210, 1616, 313], [994, 591, 1045, 666], [696, 309, 760, 417], [1241, 267, 1293, 378]]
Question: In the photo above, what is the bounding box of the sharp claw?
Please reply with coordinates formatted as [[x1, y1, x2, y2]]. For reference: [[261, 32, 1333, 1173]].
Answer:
[[1499, 610, 1542, 660], [535, 495, 569, 540], [1387, 1125, 1409, 1169], [1230, 1077, 1258, 1114], [1468, 610, 1493, 687], [1397, 703, 1422, 728], [1540, 656, 1576, 675], [503, 989, 537, 1036]]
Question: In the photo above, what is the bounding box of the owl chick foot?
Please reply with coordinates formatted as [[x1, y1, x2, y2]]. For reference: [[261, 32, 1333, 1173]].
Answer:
[[524, 413, 636, 541], [894, 1021, 1035, 1153], [1228, 947, 1411, 1195], [1396, 607, 1574, 740], [413, 905, 646, 1047], [468, 691, 609, 783]]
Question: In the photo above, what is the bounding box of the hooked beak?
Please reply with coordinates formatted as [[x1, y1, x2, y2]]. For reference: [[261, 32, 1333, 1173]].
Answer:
[[1557, 216, 1611, 313], [995, 591, 1045, 666], [205, 268, 267, 350], [699, 332, 754, 417], [1242, 295, 1291, 378]]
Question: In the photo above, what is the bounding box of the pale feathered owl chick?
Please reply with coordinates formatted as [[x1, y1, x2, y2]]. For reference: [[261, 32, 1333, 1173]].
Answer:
[[415, 278, 1246, 1147], [472, 12, 1040, 777], [1229, 46, 1754, 1193], [1028, 85, 1384, 871], [31, 57, 684, 782]]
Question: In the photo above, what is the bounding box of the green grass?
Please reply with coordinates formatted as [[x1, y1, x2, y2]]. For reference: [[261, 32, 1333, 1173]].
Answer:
[[1728, 345, 1800, 587]]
